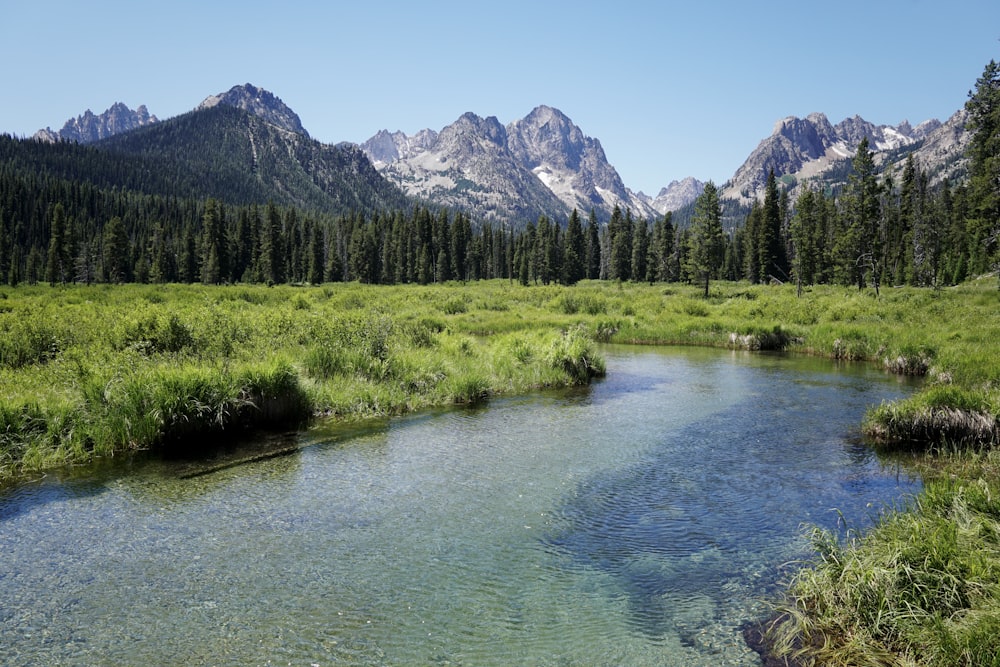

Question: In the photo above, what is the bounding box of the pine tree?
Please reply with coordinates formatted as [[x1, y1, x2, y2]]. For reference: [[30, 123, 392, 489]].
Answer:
[[790, 188, 819, 292], [261, 202, 283, 284], [451, 211, 471, 281], [609, 206, 633, 281], [8, 244, 22, 287], [307, 222, 324, 284], [247, 204, 263, 282], [628, 216, 647, 283], [648, 213, 675, 282], [759, 170, 788, 282], [324, 227, 344, 282], [743, 201, 762, 283], [27, 246, 44, 285], [0, 210, 8, 283], [835, 138, 882, 293], [178, 223, 197, 283], [585, 209, 601, 280], [965, 59, 1000, 286], [232, 207, 253, 282], [563, 208, 585, 285], [200, 199, 225, 284], [75, 238, 98, 285], [941, 183, 969, 285], [149, 222, 173, 283], [686, 182, 724, 297], [102, 216, 130, 283], [45, 203, 70, 285]]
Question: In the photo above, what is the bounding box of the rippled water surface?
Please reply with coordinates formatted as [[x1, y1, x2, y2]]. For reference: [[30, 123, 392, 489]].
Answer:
[[0, 347, 920, 665]]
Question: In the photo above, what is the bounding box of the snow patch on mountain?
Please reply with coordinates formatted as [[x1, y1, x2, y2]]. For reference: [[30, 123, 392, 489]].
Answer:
[[722, 112, 943, 203], [361, 105, 657, 224]]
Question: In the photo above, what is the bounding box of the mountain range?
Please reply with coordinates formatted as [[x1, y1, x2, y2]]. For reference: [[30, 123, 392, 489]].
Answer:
[[34, 102, 159, 144], [722, 111, 968, 204], [26, 83, 970, 227], [36, 86, 410, 217], [360, 104, 663, 223]]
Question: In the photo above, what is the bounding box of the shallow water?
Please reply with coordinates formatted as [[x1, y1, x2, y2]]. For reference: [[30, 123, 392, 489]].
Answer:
[[0, 346, 920, 666]]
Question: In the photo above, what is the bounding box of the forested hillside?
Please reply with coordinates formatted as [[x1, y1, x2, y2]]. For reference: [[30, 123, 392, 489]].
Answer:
[[1, 62, 998, 292]]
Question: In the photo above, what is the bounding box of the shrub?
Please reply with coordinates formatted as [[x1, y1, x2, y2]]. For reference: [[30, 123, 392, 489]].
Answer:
[[727, 325, 792, 351], [0, 319, 63, 368], [117, 312, 195, 355], [593, 319, 621, 343], [682, 300, 710, 317], [447, 374, 491, 404], [832, 330, 874, 361], [546, 326, 606, 384], [557, 293, 580, 314], [441, 297, 468, 315]]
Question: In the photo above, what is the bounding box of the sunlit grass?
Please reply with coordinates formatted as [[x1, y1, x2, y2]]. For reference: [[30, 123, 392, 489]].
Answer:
[[766, 478, 1000, 667], [2, 279, 998, 481], [2, 277, 1000, 664]]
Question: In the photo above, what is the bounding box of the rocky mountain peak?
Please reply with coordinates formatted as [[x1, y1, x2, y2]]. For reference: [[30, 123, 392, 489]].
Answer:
[[198, 83, 308, 137], [507, 105, 588, 171], [359, 105, 658, 224], [723, 111, 943, 203], [772, 114, 835, 161], [361, 129, 405, 167], [34, 102, 159, 143], [646, 177, 706, 214], [448, 112, 507, 146]]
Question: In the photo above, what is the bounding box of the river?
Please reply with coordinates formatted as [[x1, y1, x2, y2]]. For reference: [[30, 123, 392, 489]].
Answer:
[[0, 346, 921, 665]]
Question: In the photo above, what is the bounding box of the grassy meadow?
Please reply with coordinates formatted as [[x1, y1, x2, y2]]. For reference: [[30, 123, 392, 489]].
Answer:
[[2, 278, 997, 478], [2, 277, 999, 665]]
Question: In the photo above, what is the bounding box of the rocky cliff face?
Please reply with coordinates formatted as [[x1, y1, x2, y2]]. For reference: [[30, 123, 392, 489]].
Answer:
[[722, 112, 942, 203], [198, 83, 308, 137], [637, 177, 706, 215], [360, 128, 439, 168], [889, 110, 968, 186], [34, 102, 159, 143], [362, 105, 657, 224], [370, 111, 570, 224], [506, 105, 655, 219]]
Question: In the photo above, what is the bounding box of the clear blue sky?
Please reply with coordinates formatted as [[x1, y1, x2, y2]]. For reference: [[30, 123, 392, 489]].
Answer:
[[3, 0, 998, 195]]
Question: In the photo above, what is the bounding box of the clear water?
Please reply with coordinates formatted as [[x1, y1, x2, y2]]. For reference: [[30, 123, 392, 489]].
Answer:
[[0, 346, 920, 666]]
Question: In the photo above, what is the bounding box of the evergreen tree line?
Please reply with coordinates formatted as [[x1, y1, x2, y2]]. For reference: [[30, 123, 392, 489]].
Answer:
[[2, 59, 998, 290], [727, 148, 981, 293], [0, 151, 994, 290], [685, 59, 1000, 293]]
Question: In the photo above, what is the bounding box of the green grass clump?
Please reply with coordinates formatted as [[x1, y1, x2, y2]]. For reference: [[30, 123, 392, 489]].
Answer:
[[546, 325, 607, 384], [766, 478, 1000, 667], [865, 386, 1000, 451]]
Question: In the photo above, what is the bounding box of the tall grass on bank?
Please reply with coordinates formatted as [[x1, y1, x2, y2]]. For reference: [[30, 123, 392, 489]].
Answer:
[[765, 477, 1000, 667], [3, 358, 311, 473], [866, 386, 1000, 451], [1, 278, 996, 462], [2, 278, 998, 664], [0, 282, 609, 479]]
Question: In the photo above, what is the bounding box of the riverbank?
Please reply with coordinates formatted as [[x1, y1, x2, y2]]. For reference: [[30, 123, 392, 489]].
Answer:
[[2, 279, 998, 663], [4, 279, 997, 476], [0, 281, 610, 481]]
